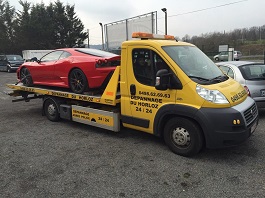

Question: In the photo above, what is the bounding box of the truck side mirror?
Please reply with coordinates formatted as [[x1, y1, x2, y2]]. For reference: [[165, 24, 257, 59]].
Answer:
[[155, 69, 170, 90]]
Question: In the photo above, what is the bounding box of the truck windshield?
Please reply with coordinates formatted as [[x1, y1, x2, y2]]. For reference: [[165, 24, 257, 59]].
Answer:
[[162, 46, 227, 84]]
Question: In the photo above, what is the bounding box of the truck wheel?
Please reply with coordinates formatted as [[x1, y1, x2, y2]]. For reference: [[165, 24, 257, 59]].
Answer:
[[164, 117, 203, 157], [20, 67, 33, 86], [69, 69, 88, 94], [44, 98, 60, 122]]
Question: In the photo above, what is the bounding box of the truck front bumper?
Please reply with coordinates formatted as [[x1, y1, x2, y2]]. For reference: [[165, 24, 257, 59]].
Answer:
[[196, 97, 258, 149]]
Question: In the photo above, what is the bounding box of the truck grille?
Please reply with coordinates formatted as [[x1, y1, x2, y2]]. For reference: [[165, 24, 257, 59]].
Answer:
[[243, 103, 258, 126]]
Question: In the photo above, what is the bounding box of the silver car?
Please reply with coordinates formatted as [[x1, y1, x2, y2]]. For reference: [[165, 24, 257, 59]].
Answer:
[[216, 61, 265, 108], [214, 51, 242, 61]]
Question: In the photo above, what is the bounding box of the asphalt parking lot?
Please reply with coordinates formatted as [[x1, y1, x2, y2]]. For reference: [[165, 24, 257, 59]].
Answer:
[[1, 71, 265, 198]]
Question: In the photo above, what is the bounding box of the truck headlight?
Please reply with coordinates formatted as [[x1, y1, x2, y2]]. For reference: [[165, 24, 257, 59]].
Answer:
[[196, 85, 229, 104]]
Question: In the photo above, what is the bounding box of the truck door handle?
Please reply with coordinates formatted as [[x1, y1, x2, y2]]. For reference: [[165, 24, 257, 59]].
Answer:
[[130, 84, 136, 95]]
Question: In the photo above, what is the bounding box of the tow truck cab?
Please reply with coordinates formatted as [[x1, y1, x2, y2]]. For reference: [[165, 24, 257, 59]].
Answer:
[[119, 32, 258, 156]]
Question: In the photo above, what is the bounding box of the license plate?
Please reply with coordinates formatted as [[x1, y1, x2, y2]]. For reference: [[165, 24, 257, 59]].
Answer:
[[261, 90, 265, 96], [251, 120, 258, 134]]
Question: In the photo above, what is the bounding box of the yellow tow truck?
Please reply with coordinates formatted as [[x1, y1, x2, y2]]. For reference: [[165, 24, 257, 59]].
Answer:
[[7, 32, 259, 156]]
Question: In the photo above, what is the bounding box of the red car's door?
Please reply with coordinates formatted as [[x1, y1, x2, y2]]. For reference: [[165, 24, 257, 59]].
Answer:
[[31, 51, 64, 84], [32, 61, 57, 83], [53, 51, 72, 85]]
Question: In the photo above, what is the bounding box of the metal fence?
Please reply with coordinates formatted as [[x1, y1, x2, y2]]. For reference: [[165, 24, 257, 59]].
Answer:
[[104, 12, 157, 52]]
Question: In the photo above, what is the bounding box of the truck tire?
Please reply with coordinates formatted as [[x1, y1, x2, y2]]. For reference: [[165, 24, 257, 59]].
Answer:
[[44, 98, 60, 122], [164, 117, 203, 157]]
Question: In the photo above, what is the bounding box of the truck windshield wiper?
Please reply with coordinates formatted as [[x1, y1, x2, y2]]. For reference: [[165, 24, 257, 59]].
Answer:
[[188, 75, 210, 81], [210, 75, 227, 82]]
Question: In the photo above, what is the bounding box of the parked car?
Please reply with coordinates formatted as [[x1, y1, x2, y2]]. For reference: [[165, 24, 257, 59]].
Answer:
[[214, 51, 242, 61], [0, 54, 24, 72], [216, 61, 265, 108], [17, 48, 121, 94]]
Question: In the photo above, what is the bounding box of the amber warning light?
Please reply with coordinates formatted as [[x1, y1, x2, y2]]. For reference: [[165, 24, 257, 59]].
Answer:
[[132, 32, 175, 40]]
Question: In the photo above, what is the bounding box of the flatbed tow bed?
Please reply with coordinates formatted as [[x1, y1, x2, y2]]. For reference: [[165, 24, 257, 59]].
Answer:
[[6, 66, 121, 132], [7, 66, 121, 106], [7, 83, 121, 105]]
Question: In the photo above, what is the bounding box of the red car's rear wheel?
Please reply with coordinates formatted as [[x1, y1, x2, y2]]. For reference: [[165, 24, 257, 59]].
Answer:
[[20, 67, 33, 86], [69, 69, 88, 94]]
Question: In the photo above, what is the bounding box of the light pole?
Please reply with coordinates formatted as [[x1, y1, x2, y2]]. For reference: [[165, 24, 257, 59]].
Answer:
[[99, 22, 104, 50], [161, 8, 167, 35], [87, 29, 90, 48]]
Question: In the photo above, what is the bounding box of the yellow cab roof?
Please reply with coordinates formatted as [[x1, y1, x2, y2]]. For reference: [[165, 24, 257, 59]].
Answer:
[[122, 39, 195, 48]]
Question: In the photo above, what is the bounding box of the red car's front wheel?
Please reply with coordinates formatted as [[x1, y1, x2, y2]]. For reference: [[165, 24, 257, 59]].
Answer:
[[69, 69, 88, 94], [20, 67, 33, 86]]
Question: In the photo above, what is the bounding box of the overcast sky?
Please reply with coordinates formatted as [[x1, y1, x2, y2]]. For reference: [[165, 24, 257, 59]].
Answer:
[[9, 0, 265, 45]]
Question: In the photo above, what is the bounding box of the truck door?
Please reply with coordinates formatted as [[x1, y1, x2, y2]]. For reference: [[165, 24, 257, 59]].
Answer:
[[121, 47, 177, 134]]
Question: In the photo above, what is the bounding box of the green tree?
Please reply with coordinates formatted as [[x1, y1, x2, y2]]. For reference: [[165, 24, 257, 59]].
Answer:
[[51, 0, 87, 48], [0, 0, 16, 53], [13, 0, 32, 51], [64, 4, 87, 47], [29, 2, 54, 49], [13, 0, 88, 52]]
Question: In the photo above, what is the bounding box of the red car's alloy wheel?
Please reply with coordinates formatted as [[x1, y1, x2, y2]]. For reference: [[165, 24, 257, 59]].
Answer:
[[20, 67, 33, 86], [69, 69, 88, 94]]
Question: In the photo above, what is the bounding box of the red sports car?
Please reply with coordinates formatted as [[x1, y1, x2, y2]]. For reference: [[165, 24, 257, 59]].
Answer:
[[17, 48, 121, 94]]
